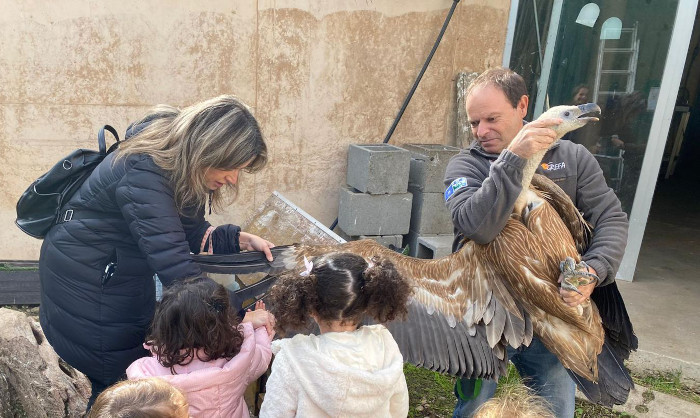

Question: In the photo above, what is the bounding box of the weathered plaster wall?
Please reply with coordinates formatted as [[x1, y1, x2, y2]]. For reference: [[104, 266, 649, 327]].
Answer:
[[0, 0, 509, 260]]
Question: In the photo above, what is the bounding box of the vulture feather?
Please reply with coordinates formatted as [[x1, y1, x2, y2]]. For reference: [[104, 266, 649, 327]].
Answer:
[[204, 104, 637, 407]]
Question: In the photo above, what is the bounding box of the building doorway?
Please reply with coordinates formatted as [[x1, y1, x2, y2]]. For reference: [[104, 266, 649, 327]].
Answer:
[[504, 0, 698, 280]]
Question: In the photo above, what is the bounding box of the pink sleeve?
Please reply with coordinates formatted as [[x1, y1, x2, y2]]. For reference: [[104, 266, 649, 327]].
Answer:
[[232, 322, 272, 385], [247, 326, 273, 383]]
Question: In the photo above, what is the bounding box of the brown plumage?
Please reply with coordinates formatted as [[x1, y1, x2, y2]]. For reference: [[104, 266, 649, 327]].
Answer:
[[267, 104, 636, 406]]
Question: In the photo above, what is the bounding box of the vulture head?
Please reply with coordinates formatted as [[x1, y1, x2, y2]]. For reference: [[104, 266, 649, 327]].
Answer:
[[540, 102, 601, 140], [514, 102, 602, 216]]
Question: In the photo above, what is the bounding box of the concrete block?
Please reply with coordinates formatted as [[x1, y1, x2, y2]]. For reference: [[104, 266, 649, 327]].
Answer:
[[338, 186, 412, 235], [404, 230, 436, 257], [408, 185, 454, 234], [402, 144, 460, 192], [346, 144, 411, 194], [416, 235, 456, 259], [336, 227, 404, 249], [359, 234, 404, 249]]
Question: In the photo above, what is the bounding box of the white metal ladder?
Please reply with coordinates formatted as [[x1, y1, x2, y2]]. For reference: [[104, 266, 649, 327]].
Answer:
[[593, 22, 640, 103]]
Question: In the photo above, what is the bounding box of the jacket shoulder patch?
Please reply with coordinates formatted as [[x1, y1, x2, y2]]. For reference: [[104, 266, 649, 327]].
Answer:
[[445, 177, 468, 201]]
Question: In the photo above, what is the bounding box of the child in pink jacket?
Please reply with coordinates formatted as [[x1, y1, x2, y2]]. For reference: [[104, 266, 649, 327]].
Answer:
[[127, 277, 274, 418]]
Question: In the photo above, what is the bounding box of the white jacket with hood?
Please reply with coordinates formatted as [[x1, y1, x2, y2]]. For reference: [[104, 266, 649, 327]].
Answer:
[[259, 324, 409, 417]]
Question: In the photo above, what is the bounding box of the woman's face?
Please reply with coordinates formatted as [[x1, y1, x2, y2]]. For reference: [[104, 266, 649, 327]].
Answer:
[[204, 158, 254, 190]]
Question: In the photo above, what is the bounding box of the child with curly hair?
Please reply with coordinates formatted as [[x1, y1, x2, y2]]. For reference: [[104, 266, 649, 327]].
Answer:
[[259, 252, 412, 418], [126, 277, 274, 418], [88, 377, 189, 418]]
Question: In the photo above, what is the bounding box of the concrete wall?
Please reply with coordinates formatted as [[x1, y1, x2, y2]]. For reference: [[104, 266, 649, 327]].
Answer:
[[0, 0, 509, 260]]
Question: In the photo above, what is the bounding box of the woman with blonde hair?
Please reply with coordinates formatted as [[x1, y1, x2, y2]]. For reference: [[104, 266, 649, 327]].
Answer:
[[38, 95, 274, 410]]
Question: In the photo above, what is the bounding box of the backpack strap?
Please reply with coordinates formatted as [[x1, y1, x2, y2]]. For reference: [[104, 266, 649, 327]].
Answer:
[[56, 208, 108, 224], [98, 125, 120, 155]]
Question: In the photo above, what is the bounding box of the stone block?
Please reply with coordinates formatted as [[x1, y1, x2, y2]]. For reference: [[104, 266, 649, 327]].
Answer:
[[416, 234, 456, 259], [408, 185, 454, 234], [402, 143, 460, 192], [346, 144, 411, 194], [404, 230, 436, 257], [338, 186, 412, 235], [336, 228, 404, 249]]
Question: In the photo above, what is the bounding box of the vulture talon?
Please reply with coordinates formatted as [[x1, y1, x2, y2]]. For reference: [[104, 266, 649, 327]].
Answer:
[[560, 257, 599, 294]]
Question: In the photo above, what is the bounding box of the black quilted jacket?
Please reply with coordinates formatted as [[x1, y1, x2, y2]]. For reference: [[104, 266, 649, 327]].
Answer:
[[39, 151, 240, 386]]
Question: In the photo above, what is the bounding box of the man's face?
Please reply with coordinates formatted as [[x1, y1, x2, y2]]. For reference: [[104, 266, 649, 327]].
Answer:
[[465, 84, 528, 154]]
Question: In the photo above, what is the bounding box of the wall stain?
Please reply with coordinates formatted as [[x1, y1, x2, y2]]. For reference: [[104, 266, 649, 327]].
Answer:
[[1, 3, 508, 259]]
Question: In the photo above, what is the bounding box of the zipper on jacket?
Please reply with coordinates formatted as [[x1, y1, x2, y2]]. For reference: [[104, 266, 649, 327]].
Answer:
[[101, 262, 116, 288], [101, 251, 118, 288]]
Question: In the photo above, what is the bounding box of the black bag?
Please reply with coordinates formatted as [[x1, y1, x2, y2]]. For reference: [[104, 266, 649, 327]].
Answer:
[[15, 125, 120, 239]]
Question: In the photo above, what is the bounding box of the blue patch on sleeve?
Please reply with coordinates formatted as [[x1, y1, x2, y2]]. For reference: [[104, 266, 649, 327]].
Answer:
[[444, 177, 468, 201]]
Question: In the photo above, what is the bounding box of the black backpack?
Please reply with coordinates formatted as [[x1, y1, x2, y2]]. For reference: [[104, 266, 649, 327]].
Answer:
[[15, 125, 120, 239]]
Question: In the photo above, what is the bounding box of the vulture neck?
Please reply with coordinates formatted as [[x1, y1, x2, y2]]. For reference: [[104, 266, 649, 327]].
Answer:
[[513, 147, 550, 215]]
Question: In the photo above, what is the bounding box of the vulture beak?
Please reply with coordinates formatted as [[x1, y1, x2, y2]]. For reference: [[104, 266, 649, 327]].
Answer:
[[576, 103, 601, 123]]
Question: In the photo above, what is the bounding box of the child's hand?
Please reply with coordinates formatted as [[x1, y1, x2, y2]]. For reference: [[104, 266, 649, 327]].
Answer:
[[243, 301, 276, 337]]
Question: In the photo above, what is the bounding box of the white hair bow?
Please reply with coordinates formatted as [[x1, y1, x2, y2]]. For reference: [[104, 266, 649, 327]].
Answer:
[[300, 256, 313, 277]]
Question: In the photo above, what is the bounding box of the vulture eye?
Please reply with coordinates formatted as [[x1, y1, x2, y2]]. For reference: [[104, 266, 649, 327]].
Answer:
[[564, 111, 571, 117]]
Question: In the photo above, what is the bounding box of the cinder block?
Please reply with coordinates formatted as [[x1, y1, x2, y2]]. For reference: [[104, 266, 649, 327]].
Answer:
[[347, 144, 411, 194], [338, 186, 412, 235], [416, 235, 456, 259], [359, 234, 404, 249], [408, 185, 454, 234], [404, 230, 436, 257], [336, 228, 404, 250], [402, 144, 460, 193]]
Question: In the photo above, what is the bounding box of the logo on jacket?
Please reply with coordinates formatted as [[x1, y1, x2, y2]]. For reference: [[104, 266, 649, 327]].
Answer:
[[445, 177, 468, 201], [540, 161, 566, 171]]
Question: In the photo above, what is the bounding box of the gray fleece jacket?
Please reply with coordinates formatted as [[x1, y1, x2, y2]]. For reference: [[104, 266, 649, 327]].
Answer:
[[443, 139, 628, 286]]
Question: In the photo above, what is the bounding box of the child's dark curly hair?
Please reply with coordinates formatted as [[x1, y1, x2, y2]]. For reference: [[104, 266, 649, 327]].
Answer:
[[146, 277, 244, 373], [268, 252, 412, 333]]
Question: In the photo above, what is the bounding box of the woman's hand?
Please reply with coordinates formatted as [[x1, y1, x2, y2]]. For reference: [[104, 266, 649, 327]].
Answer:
[[239, 232, 275, 261], [242, 300, 276, 337]]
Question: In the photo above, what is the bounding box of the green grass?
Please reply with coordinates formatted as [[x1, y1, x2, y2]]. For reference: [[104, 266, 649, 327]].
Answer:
[[0, 263, 38, 271], [404, 363, 632, 417], [631, 370, 700, 405], [404, 363, 456, 417]]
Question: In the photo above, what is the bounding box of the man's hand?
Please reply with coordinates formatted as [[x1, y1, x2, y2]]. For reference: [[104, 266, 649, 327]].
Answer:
[[558, 264, 597, 307], [507, 118, 562, 159]]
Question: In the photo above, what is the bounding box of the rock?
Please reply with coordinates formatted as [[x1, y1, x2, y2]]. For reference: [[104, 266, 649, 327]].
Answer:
[[0, 308, 90, 417]]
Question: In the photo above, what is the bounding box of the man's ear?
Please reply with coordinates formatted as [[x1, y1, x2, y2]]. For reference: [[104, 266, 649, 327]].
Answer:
[[516, 95, 529, 117]]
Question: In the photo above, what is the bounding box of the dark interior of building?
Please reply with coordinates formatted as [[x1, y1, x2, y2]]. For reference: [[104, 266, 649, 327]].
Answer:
[[637, 5, 700, 280]]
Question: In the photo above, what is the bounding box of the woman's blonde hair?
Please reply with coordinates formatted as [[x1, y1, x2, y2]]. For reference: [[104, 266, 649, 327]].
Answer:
[[88, 378, 189, 418], [117, 95, 267, 215]]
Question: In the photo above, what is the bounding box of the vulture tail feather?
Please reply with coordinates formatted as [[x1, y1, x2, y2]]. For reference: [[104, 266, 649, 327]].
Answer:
[[591, 281, 638, 360], [567, 338, 634, 407]]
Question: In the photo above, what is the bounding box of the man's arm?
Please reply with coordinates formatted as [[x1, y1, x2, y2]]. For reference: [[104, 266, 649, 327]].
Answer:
[[575, 145, 629, 286], [443, 150, 527, 244]]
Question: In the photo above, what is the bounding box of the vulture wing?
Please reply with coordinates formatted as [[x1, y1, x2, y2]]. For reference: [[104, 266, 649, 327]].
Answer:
[[526, 174, 637, 406], [531, 174, 592, 254], [530, 174, 637, 361], [270, 239, 533, 380]]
